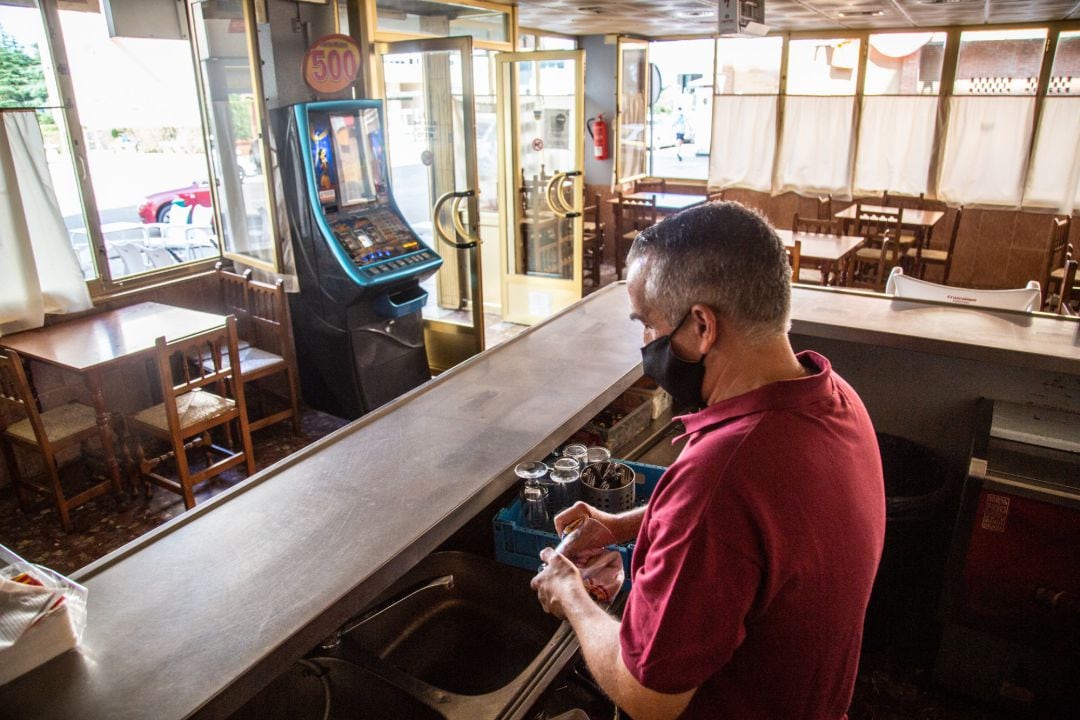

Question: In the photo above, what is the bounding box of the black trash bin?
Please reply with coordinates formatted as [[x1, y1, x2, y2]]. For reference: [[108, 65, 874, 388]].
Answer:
[[863, 433, 957, 664]]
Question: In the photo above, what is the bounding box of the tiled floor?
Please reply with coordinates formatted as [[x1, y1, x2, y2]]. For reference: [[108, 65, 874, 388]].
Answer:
[[0, 409, 349, 575]]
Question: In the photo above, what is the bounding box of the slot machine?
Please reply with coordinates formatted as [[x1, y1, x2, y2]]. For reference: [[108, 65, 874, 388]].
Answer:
[[276, 99, 442, 419]]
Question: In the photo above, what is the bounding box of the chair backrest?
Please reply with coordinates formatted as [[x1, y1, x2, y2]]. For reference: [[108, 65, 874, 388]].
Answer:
[[707, 190, 726, 203], [1042, 216, 1072, 291], [816, 194, 833, 220], [855, 203, 903, 246], [939, 205, 964, 283], [112, 242, 148, 276], [216, 263, 253, 338], [144, 246, 179, 269], [618, 194, 658, 233], [792, 214, 842, 236], [0, 350, 46, 446], [882, 191, 926, 210], [635, 178, 666, 193], [1058, 258, 1078, 316], [886, 267, 1042, 312], [152, 316, 246, 431], [246, 277, 293, 357]]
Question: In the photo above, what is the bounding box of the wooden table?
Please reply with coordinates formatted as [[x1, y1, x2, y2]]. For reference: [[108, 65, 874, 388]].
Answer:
[[613, 191, 706, 213], [776, 228, 866, 287], [608, 192, 708, 277], [834, 204, 946, 269], [0, 302, 229, 492]]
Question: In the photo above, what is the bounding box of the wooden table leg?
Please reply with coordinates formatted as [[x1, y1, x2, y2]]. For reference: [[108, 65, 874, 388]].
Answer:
[[820, 260, 835, 287], [84, 368, 124, 497]]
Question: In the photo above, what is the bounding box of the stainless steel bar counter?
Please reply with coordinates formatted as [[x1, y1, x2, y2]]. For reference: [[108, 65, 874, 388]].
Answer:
[[790, 286, 1080, 375], [4, 284, 1079, 719], [0, 285, 643, 720]]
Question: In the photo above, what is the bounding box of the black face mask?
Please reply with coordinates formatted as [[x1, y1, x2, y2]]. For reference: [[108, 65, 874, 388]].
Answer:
[[640, 311, 706, 410]]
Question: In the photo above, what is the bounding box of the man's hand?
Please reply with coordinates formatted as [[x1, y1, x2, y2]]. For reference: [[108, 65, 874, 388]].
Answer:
[[530, 547, 588, 619], [555, 502, 646, 544]]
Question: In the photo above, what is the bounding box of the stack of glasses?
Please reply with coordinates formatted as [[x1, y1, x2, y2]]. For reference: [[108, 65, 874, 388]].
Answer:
[[516, 443, 615, 530]]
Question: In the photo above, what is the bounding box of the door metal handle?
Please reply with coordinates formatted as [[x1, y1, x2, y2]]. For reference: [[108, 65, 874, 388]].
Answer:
[[544, 170, 583, 218], [545, 172, 576, 217], [432, 189, 482, 250]]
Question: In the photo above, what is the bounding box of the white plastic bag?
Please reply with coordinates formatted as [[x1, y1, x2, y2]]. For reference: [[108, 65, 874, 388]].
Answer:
[[0, 546, 87, 685]]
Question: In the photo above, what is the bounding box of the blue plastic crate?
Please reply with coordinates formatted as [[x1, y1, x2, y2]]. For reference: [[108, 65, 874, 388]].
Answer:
[[493, 460, 666, 591]]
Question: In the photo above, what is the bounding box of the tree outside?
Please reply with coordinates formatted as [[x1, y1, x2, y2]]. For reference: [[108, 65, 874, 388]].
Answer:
[[0, 26, 48, 109]]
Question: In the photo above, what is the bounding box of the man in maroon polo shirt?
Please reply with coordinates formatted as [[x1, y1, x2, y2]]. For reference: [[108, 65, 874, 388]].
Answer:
[[532, 202, 886, 719]]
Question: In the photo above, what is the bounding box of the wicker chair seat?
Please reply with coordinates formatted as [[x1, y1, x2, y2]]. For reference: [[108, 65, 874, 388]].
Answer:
[[202, 345, 284, 376], [4, 402, 98, 445], [133, 390, 234, 433]]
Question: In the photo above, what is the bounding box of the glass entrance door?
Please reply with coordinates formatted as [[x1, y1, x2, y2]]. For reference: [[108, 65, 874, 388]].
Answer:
[[380, 36, 484, 372], [496, 50, 585, 325]]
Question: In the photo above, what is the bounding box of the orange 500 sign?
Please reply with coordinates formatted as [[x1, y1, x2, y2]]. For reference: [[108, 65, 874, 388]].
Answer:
[[303, 34, 362, 94]]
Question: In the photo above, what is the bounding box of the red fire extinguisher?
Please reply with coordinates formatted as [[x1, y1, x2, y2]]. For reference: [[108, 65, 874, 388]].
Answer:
[[587, 113, 610, 161]]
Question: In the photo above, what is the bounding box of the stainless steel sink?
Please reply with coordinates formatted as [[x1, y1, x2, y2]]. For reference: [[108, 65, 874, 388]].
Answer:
[[229, 657, 443, 720], [318, 551, 576, 719], [231, 552, 576, 720]]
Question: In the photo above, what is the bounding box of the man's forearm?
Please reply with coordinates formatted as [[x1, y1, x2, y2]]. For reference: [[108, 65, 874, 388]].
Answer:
[[613, 506, 647, 543], [561, 590, 624, 700], [560, 591, 694, 720]]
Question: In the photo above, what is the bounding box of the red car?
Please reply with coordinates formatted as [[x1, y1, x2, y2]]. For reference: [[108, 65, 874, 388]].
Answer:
[[137, 181, 212, 224]]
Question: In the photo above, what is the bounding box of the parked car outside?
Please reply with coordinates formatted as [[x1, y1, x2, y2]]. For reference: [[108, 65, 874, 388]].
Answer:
[[137, 181, 212, 224]]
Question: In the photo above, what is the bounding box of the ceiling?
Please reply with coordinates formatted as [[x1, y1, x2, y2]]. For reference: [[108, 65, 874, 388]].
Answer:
[[514, 0, 1080, 37]]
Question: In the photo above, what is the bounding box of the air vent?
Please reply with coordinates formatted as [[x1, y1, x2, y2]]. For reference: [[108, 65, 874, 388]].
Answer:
[[578, 5, 605, 12], [678, 10, 716, 18], [838, 9, 885, 17]]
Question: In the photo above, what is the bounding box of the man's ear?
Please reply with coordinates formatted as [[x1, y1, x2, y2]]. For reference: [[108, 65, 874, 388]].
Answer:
[[689, 303, 720, 356]]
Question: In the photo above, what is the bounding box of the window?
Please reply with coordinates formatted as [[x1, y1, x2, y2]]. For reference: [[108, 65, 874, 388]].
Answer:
[[1, 2, 87, 276], [1024, 30, 1080, 211], [376, 0, 509, 44], [648, 39, 713, 181], [708, 36, 781, 191], [777, 37, 861, 194], [939, 28, 1047, 205], [615, 38, 648, 184], [854, 32, 946, 196], [56, 7, 214, 281]]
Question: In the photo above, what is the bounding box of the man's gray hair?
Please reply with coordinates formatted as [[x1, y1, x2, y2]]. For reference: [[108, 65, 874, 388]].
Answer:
[[626, 201, 792, 340]]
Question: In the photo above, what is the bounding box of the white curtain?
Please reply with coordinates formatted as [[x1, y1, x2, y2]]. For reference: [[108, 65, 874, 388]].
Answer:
[[0, 110, 91, 336], [854, 96, 939, 197], [938, 96, 1035, 207], [1022, 97, 1080, 212], [775, 95, 855, 195], [707, 95, 777, 192]]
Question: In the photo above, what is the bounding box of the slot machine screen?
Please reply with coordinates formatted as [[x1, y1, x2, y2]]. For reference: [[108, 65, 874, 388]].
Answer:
[[330, 108, 389, 209], [309, 115, 337, 207]]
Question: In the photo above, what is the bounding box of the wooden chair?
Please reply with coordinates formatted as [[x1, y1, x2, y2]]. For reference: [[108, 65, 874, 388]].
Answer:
[[1041, 216, 1072, 309], [851, 204, 904, 292], [582, 194, 605, 288], [216, 265, 302, 433], [1057, 258, 1078, 316], [786, 239, 801, 282], [707, 190, 726, 203], [634, 178, 666, 194], [127, 316, 255, 509], [0, 350, 118, 531], [792, 214, 843, 285], [615, 193, 658, 279], [816, 194, 833, 220], [907, 206, 963, 282]]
